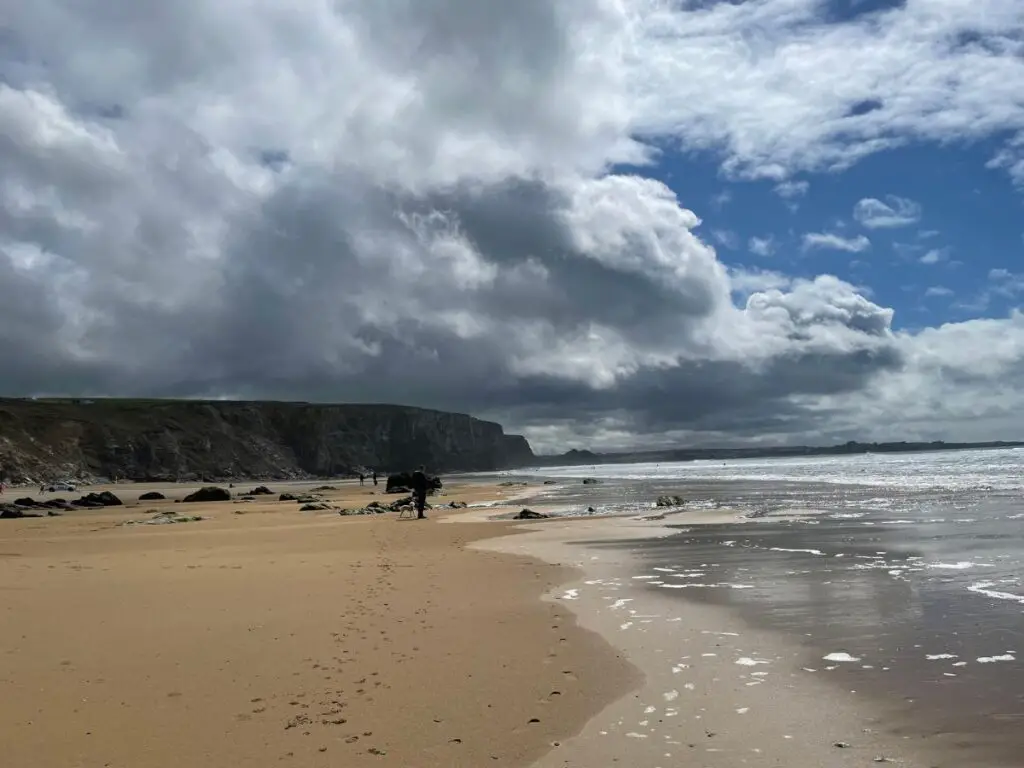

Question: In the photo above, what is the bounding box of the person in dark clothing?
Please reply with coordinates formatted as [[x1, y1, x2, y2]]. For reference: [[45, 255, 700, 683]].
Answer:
[[358, 473, 364, 486], [372, 470, 378, 486], [411, 466, 428, 519]]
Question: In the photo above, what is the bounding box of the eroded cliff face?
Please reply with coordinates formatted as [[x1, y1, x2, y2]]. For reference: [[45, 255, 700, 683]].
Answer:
[[0, 399, 535, 483]]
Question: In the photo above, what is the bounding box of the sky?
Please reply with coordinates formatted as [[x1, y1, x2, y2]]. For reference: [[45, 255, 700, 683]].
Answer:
[[1, 0, 1023, 453]]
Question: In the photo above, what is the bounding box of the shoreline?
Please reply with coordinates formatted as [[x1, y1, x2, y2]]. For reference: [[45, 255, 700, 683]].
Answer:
[[479, 513, 968, 768]]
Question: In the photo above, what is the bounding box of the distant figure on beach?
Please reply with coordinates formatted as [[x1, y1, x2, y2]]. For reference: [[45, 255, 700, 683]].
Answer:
[[411, 466, 429, 520], [39, 484, 45, 494], [372, 470, 378, 486], [359, 473, 365, 486]]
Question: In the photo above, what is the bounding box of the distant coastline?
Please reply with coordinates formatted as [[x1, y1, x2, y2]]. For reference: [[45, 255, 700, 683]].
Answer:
[[534, 439, 1024, 467]]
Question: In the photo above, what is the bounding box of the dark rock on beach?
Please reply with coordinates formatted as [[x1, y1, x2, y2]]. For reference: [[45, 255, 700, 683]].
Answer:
[[514, 509, 549, 520], [182, 486, 231, 503], [581, 478, 599, 485], [74, 491, 123, 507], [248, 486, 274, 495], [656, 495, 685, 507], [300, 502, 333, 511], [139, 491, 166, 500]]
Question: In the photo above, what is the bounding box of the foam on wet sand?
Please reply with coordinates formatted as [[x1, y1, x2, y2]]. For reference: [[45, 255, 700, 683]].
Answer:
[[475, 513, 957, 768]]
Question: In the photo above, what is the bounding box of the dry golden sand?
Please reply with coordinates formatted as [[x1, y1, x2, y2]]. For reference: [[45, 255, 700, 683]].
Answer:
[[0, 480, 637, 768]]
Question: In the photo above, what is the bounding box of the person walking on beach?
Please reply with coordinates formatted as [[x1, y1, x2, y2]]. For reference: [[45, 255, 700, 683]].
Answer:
[[411, 466, 429, 520], [358, 472, 364, 486], [372, 470, 378, 486]]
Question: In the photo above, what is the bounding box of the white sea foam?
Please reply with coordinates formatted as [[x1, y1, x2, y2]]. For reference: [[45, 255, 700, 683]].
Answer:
[[769, 547, 825, 556], [735, 657, 771, 666], [659, 583, 755, 590], [968, 582, 1024, 604], [977, 654, 1016, 663], [823, 652, 861, 663], [517, 446, 1024, 492], [925, 654, 958, 660], [927, 561, 992, 570]]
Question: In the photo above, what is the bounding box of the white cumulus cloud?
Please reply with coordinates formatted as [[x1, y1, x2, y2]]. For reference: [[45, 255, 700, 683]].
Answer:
[[802, 233, 872, 253], [853, 196, 922, 229]]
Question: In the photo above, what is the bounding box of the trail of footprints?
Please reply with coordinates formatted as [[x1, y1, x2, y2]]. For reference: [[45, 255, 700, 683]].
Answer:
[[238, 525, 580, 759]]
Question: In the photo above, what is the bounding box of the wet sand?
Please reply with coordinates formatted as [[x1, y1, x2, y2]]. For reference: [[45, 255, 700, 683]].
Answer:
[[481, 513, 973, 768], [626, 517, 1024, 767], [0, 480, 635, 768]]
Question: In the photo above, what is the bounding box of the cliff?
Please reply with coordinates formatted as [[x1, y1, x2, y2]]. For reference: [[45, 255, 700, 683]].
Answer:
[[0, 398, 536, 483]]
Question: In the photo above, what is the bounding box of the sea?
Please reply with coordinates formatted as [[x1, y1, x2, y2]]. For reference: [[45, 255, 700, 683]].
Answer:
[[483, 447, 1024, 764]]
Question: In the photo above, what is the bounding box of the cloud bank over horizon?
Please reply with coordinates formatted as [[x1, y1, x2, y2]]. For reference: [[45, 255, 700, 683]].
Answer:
[[2, 0, 1024, 452]]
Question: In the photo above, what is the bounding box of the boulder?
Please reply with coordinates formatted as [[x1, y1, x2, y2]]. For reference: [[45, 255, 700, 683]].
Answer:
[[279, 493, 298, 501], [74, 491, 123, 507], [14, 497, 39, 507], [139, 491, 166, 501], [385, 473, 442, 494], [447, 501, 468, 509], [1, 504, 26, 519], [42, 499, 75, 511], [655, 495, 685, 507], [312, 485, 339, 491], [543, 480, 557, 485], [300, 502, 333, 511], [581, 478, 599, 485], [514, 508, 549, 520], [248, 486, 274, 495], [182, 486, 231, 503]]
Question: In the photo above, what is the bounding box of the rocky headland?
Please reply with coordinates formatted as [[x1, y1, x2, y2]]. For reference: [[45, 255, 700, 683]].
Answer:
[[0, 398, 535, 484]]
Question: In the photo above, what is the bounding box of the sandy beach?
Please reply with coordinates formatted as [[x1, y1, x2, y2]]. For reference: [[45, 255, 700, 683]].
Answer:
[[0, 479, 635, 768]]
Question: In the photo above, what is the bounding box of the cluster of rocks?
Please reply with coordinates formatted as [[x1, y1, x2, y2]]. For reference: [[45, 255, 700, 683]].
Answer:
[[120, 510, 204, 526], [1, 490, 126, 518], [279, 492, 325, 503], [1, 503, 62, 519], [336, 498, 468, 516]]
